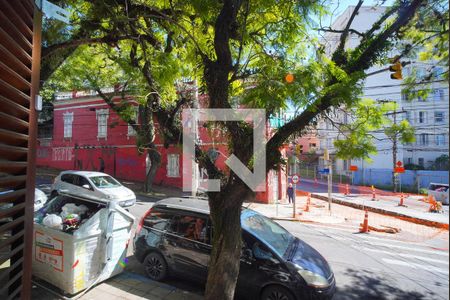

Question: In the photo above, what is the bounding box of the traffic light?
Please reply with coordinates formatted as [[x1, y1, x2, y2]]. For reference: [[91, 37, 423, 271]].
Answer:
[[389, 61, 402, 80]]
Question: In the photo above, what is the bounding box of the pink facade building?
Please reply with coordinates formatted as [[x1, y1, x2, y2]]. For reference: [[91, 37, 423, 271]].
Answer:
[[37, 92, 286, 203]]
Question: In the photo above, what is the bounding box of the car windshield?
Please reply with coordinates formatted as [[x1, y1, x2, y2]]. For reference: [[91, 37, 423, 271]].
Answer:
[[241, 209, 295, 258], [89, 176, 121, 188]]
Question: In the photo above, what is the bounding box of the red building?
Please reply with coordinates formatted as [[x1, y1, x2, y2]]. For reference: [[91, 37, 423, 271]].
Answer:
[[37, 91, 286, 203]]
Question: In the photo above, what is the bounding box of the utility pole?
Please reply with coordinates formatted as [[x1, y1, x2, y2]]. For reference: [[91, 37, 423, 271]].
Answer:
[[378, 100, 406, 193]]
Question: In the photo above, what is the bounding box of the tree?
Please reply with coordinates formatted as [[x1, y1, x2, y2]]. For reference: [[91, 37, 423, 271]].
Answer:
[[41, 1, 195, 192], [432, 154, 449, 170], [41, 1, 448, 299]]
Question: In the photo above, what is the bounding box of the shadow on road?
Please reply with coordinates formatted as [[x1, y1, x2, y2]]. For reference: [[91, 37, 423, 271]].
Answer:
[[335, 268, 437, 300]]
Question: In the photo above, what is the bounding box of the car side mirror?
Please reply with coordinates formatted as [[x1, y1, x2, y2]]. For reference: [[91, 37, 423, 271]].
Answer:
[[82, 184, 91, 190]]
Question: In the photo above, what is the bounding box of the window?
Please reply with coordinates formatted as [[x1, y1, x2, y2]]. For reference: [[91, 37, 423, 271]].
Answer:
[[127, 106, 139, 136], [144, 211, 174, 231], [418, 158, 424, 167], [433, 89, 445, 101], [167, 154, 180, 177], [89, 176, 121, 188], [436, 134, 446, 146], [434, 112, 445, 123], [61, 174, 75, 184], [406, 158, 413, 165], [96, 109, 109, 138], [418, 134, 429, 146], [169, 215, 209, 243], [419, 111, 427, 124], [401, 90, 408, 102], [63, 112, 73, 138], [433, 67, 444, 79]]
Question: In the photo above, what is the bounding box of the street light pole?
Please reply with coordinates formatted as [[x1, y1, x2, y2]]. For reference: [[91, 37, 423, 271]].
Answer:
[[328, 157, 332, 213]]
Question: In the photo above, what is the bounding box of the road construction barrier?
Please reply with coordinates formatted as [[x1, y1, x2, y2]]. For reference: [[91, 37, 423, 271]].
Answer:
[[360, 210, 369, 233], [371, 185, 376, 201], [428, 195, 443, 213], [304, 193, 311, 212]]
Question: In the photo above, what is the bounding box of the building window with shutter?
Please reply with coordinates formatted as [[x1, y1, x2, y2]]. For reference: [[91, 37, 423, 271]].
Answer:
[[167, 154, 180, 177], [436, 134, 446, 146], [418, 111, 427, 124], [434, 111, 445, 123], [418, 133, 429, 146], [96, 109, 109, 139], [63, 112, 73, 139], [127, 106, 139, 137]]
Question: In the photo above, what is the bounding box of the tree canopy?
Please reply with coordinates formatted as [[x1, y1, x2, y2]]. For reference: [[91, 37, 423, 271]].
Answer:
[[41, 1, 448, 299]]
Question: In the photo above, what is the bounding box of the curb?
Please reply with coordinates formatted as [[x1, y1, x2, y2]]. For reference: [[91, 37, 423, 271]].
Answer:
[[311, 193, 449, 230]]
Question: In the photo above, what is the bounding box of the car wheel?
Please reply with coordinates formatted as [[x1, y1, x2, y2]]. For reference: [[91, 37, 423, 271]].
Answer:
[[261, 286, 296, 300], [143, 252, 168, 281]]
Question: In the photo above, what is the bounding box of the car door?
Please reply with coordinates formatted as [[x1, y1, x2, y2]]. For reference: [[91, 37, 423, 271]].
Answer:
[[236, 231, 290, 299], [164, 212, 210, 282], [75, 176, 94, 197]]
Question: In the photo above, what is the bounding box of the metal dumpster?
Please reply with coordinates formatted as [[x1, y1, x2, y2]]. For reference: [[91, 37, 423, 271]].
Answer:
[[32, 192, 135, 295]]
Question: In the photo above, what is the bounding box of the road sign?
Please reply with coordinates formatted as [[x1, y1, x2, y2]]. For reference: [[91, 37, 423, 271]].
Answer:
[[395, 167, 405, 173], [396, 161, 403, 167], [349, 165, 358, 172], [292, 175, 300, 183], [319, 168, 330, 175]]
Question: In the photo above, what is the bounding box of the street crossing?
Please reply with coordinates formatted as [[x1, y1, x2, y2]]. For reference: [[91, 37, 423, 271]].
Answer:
[[276, 219, 449, 300]]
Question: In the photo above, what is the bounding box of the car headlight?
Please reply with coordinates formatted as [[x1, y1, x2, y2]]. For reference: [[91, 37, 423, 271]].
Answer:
[[297, 269, 330, 288]]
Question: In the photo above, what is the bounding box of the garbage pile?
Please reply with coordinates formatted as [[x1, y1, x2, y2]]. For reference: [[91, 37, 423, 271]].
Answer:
[[35, 196, 103, 234]]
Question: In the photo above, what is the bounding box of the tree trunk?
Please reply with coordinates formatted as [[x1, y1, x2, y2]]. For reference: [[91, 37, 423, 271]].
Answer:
[[144, 149, 161, 193], [205, 203, 242, 300], [205, 183, 252, 300]]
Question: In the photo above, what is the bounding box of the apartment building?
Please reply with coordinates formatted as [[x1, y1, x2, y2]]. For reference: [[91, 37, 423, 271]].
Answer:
[[317, 5, 449, 173]]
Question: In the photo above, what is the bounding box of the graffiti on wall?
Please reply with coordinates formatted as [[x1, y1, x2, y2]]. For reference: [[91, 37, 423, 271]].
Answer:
[[37, 148, 49, 158], [52, 147, 74, 161]]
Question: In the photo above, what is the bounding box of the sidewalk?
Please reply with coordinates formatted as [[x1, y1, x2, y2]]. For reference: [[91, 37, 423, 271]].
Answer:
[[32, 271, 203, 300], [247, 196, 449, 243], [311, 192, 449, 228]]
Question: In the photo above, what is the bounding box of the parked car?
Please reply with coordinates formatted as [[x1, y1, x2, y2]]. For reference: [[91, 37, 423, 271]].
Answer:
[[428, 183, 449, 205], [34, 188, 48, 211], [134, 198, 336, 300], [51, 171, 136, 207]]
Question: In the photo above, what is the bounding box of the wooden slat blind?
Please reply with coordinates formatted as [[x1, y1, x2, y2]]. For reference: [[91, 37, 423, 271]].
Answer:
[[0, 0, 41, 299]]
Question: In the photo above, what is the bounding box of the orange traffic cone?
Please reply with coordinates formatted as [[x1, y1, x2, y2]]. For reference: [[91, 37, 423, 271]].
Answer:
[[398, 193, 405, 207], [305, 194, 311, 212], [371, 185, 376, 201], [359, 210, 369, 233]]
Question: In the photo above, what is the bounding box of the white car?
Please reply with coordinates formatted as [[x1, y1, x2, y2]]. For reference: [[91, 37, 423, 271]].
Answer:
[[50, 171, 136, 207]]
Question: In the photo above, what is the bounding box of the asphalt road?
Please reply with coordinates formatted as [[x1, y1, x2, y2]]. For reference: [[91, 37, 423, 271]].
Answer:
[[278, 220, 449, 300], [127, 195, 449, 300]]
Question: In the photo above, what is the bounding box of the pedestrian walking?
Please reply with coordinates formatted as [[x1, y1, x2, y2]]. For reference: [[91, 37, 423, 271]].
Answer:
[[98, 157, 105, 172], [287, 183, 294, 204]]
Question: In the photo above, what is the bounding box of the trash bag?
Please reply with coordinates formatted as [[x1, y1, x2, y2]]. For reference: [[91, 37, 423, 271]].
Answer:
[[61, 203, 89, 220], [43, 214, 63, 230]]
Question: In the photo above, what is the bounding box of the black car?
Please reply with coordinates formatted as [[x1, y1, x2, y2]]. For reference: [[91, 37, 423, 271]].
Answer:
[[134, 198, 336, 300]]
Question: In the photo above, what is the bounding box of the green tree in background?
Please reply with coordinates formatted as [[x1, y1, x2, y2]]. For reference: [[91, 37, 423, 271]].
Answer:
[[41, 1, 448, 299]]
